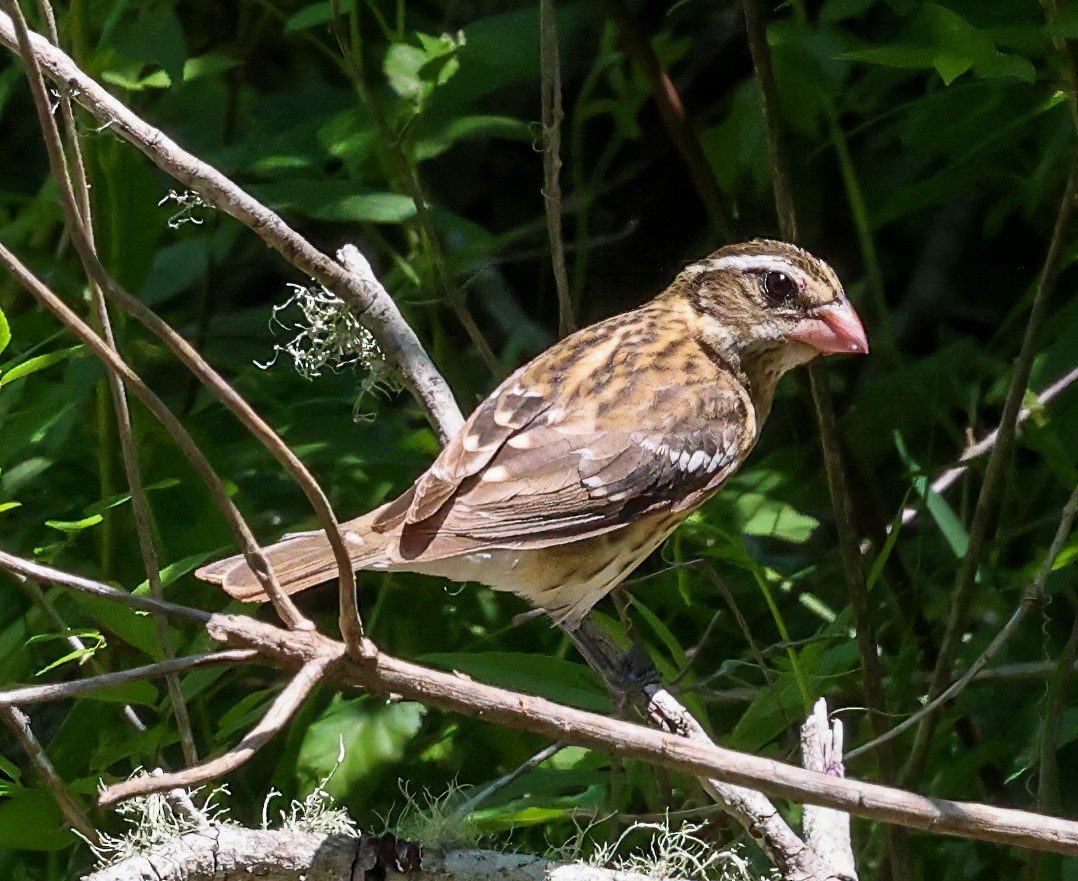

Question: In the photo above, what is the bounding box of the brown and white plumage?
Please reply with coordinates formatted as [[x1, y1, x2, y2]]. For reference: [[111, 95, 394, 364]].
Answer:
[[196, 240, 868, 626]]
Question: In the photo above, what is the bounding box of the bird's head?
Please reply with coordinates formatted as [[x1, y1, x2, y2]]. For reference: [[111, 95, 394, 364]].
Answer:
[[667, 239, 868, 380]]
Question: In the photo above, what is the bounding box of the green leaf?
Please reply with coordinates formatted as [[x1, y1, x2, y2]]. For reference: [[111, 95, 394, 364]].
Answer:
[[866, 489, 913, 592], [252, 180, 417, 224], [0, 502, 20, 515], [0, 304, 10, 356], [297, 697, 425, 801], [0, 787, 74, 850], [933, 53, 974, 85], [44, 514, 104, 534], [838, 46, 938, 69], [0, 345, 84, 388], [422, 652, 610, 712], [285, 0, 357, 33], [734, 492, 819, 543]]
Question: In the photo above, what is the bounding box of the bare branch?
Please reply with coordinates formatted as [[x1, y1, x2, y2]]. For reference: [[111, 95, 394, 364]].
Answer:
[[0, 651, 260, 706], [0, 549, 210, 622], [99, 656, 333, 806], [0, 8, 462, 443], [901, 365, 1078, 526], [0, 705, 99, 844]]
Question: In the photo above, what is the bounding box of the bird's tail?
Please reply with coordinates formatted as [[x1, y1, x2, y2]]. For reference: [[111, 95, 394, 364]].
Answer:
[[194, 511, 390, 602]]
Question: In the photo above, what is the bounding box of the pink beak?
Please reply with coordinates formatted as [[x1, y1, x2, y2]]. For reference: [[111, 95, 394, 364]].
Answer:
[[788, 298, 870, 356]]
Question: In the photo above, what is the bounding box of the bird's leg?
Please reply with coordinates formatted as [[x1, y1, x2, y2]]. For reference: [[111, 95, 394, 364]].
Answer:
[[566, 615, 659, 711]]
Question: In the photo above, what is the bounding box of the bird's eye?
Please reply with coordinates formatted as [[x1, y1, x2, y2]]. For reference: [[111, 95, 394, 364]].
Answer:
[[761, 270, 798, 305]]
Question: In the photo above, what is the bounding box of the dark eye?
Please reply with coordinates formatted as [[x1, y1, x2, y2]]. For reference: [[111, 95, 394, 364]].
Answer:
[[761, 270, 798, 305]]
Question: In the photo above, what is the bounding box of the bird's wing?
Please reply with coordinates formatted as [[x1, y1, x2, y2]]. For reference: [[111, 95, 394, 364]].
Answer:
[[373, 328, 756, 560]]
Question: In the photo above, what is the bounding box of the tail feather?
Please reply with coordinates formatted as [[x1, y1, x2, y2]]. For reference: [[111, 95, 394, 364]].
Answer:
[[195, 516, 390, 602]]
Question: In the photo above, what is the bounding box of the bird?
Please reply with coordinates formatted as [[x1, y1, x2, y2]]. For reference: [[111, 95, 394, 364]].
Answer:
[[196, 239, 868, 628]]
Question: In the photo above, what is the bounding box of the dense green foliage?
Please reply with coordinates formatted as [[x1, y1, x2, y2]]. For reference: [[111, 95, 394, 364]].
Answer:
[[1, 0, 1077, 878]]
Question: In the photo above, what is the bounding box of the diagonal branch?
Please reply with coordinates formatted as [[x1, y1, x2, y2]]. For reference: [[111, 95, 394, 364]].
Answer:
[[0, 650, 261, 706], [847, 478, 1078, 761], [0, 549, 210, 622]]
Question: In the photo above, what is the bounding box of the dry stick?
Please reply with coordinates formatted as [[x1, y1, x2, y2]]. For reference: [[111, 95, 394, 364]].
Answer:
[[0, 9, 463, 445], [0, 550, 210, 622], [801, 700, 857, 881], [599, 0, 732, 239], [26, 0, 197, 765], [741, 3, 909, 877], [99, 656, 332, 806], [905, 158, 1078, 787], [901, 365, 1078, 526], [0, 705, 99, 844], [848, 481, 1078, 761], [0, 651, 260, 705], [539, 0, 575, 337], [0, 241, 314, 632]]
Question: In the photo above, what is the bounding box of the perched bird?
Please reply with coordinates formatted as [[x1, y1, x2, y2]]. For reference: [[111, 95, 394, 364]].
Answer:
[[197, 239, 868, 627]]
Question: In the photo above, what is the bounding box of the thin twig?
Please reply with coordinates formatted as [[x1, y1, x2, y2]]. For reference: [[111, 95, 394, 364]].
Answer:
[[850, 479, 1078, 761], [901, 365, 1078, 525], [0, 705, 99, 843], [29, 0, 197, 765], [0, 650, 260, 705], [99, 656, 332, 805], [0, 9, 463, 442], [452, 741, 565, 819], [0, 236, 313, 631], [0, 549, 210, 622], [905, 157, 1078, 786], [539, 0, 575, 337]]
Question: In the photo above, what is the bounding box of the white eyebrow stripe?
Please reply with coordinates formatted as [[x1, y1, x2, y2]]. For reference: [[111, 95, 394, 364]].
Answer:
[[690, 254, 805, 276]]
